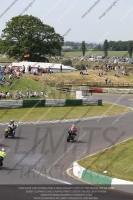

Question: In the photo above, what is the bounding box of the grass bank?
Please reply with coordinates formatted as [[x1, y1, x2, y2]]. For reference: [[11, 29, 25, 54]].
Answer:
[[78, 137, 133, 182], [26, 71, 133, 85]]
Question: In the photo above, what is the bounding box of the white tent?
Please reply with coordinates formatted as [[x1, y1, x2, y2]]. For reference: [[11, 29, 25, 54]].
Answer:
[[9, 62, 77, 73]]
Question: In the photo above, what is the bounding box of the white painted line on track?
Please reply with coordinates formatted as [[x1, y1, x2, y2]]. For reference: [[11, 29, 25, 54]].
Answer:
[[0, 112, 131, 126], [32, 169, 71, 185], [104, 101, 133, 110]]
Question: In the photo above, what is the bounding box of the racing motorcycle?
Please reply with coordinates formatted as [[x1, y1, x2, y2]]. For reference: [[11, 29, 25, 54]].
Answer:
[[4, 125, 18, 138], [67, 130, 77, 142]]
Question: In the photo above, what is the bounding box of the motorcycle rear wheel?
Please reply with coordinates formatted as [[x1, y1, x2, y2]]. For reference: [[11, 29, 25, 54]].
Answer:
[[4, 132, 8, 138], [67, 136, 70, 142], [12, 131, 15, 137]]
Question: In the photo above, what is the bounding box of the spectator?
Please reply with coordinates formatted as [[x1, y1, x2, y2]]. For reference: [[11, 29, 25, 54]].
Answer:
[[34, 91, 39, 97], [19, 90, 26, 98], [6, 81, 13, 86], [40, 91, 44, 97], [26, 87, 30, 98], [14, 90, 19, 99], [9, 74, 13, 79], [6, 91, 12, 98], [23, 65, 25, 74], [60, 65, 62, 72], [105, 78, 108, 84]]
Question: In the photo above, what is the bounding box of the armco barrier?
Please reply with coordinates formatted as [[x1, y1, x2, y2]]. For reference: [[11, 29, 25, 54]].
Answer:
[[22, 99, 46, 107], [0, 100, 23, 108], [82, 100, 98, 106], [45, 99, 66, 106], [0, 99, 102, 108], [65, 99, 82, 106], [100, 88, 133, 94]]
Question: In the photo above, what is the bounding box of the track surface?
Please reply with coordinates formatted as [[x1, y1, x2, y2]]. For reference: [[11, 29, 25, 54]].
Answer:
[[0, 94, 133, 199]]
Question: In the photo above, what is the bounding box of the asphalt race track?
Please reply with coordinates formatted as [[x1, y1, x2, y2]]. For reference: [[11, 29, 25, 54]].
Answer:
[[0, 94, 133, 199]]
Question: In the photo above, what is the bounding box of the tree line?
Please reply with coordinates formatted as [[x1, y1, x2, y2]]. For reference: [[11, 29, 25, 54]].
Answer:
[[103, 40, 133, 58]]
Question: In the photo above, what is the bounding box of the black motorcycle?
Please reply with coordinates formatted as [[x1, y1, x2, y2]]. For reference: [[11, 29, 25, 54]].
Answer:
[[67, 130, 77, 142], [4, 125, 18, 138]]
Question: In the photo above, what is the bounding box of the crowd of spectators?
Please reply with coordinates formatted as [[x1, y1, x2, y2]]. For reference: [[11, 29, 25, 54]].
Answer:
[[93, 64, 132, 76], [14, 89, 47, 99]]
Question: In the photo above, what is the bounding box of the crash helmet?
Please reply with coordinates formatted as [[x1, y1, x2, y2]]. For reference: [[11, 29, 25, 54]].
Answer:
[[10, 119, 14, 123], [1, 148, 6, 152], [72, 124, 75, 127]]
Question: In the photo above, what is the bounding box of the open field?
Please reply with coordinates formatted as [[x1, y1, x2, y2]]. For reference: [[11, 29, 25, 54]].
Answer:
[[78, 137, 133, 182], [63, 51, 128, 58], [0, 102, 131, 122]]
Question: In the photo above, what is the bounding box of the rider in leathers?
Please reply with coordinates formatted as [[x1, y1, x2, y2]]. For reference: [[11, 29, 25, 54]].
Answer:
[[0, 148, 6, 166], [8, 119, 16, 133]]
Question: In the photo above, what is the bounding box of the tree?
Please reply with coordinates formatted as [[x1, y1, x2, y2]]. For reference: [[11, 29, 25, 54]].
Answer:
[[94, 44, 102, 51], [62, 60, 72, 66], [0, 15, 64, 61], [128, 41, 133, 58], [102, 39, 109, 57], [81, 41, 85, 56]]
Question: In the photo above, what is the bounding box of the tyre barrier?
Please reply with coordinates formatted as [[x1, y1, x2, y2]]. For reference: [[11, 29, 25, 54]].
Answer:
[[89, 88, 133, 94]]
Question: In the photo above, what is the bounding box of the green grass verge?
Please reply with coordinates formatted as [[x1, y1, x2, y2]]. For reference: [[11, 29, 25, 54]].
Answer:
[[0, 102, 131, 122], [78, 137, 133, 182]]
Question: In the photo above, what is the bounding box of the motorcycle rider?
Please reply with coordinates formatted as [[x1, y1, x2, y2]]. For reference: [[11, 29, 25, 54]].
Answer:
[[69, 124, 77, 135], [8, 119, 16, 133], [0, 148, 6, 166]]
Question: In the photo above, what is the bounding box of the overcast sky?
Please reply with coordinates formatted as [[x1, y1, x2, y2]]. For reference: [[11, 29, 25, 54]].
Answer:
[[0, 0, 133, 43]]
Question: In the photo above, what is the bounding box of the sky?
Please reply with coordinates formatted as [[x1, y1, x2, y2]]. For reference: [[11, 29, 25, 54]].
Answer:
[[0, 0, 133, 43]]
